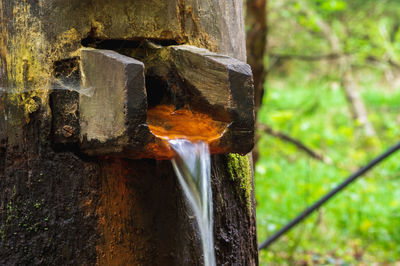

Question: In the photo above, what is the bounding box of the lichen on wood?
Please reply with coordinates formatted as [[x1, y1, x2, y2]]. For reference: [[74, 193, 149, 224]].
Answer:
[[1, 2, 81, 122], [1, 0, 257, 264], [5, 2, 48, 120]]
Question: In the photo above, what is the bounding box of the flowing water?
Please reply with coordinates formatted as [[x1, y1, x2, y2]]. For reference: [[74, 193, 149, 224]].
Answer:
[[169, 139, 216, 266]]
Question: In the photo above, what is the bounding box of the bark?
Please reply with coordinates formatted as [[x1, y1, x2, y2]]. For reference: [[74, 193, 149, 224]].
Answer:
[[246, 0, 268, 115], [0, 1, 258, 265], [246, 0, 267, 163]]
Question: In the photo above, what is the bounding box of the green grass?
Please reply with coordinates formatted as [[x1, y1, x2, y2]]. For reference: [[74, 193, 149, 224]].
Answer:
[[256, 68, 400, 265]]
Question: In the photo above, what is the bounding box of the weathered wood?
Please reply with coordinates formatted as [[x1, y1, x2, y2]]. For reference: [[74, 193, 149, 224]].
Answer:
[[50, 58, 81, 145], [79, 48, 150, 156], [0, 0, 258, 265], [77, 46, 254, 159], [171, 45, 255, 155]]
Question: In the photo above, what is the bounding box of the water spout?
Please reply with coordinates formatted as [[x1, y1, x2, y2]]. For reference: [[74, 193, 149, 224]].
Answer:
[[169, 139, 216, 266]]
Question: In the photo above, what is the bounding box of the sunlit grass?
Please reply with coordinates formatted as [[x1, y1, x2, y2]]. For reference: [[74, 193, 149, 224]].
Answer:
[[256, 69, 400, 264]]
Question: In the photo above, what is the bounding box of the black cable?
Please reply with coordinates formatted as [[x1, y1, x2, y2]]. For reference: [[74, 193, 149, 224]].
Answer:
[[259, 141, 400, 250]]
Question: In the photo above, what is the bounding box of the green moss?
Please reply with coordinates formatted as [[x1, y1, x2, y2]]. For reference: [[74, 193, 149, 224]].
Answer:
[[0, 226, 5, 241], [227, 153, 253, 215]]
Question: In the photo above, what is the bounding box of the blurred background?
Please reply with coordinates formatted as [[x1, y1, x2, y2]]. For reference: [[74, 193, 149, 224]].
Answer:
[[246, 0, 400, 264]]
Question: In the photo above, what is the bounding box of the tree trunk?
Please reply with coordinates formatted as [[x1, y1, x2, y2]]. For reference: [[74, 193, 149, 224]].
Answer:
[[299, 0, 375, 137], [0, 1, 258, 265], [246, 0, 268, 163], [246, 0, 268, 114]]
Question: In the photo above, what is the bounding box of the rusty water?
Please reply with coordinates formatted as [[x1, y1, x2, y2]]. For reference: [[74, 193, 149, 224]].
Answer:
[[169, 139, 216, 266]]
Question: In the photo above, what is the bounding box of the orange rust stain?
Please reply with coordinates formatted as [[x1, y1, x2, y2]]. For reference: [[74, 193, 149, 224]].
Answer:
[[95, 106, 229, 262], [144, 141, 175, 160], [82, 199, 94, 218], [96, 158, 137, 266], [83, 199, 93, 207], [146, 105, 229, 159], [148, 104, 227, 140]]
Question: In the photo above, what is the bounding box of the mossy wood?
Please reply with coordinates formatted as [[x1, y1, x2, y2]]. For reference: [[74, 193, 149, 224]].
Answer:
[[0, 1, 258, 265]]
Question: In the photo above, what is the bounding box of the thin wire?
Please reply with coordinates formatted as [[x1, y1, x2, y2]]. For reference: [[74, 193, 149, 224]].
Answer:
[[259, 141, 400, 250]]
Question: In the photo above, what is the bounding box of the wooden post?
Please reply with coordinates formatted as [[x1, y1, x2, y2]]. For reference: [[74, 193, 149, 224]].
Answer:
[[0, 1, 258, 265]]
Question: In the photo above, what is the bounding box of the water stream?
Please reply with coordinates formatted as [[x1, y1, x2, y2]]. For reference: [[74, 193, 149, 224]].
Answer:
[[169, 139, 216, 266]]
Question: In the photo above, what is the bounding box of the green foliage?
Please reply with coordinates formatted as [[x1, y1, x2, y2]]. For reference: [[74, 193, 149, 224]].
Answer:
[[256, 0, 400, 263], [255, 0, 400, 265], [269, 0, 400, 65], [256, 69, 400, 264]]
